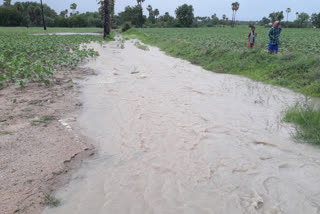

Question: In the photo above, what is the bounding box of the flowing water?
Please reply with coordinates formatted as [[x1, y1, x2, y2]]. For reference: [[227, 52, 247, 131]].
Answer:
[[44, 39, 320, 214]]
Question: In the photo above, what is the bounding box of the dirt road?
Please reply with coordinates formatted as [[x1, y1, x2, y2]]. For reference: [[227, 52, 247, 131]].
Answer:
[[44, 39, 320, 214]]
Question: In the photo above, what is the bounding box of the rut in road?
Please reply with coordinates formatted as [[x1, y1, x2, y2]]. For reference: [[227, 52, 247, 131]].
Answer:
[[44, 39, 320, 214]]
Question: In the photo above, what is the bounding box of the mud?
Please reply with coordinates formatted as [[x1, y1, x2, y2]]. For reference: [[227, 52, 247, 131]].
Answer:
[[44, 40, 320, 214], [0, 68, 96, 214]]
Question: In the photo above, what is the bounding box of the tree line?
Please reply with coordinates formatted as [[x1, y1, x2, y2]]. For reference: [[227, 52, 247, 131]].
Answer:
[[0, 0, 240, 29], [116, 2, 242, 30], [0, 0, 115, 28], [259, 10, 320, 28], [0, 0, 319, 29], [115, 2, 319, 30]]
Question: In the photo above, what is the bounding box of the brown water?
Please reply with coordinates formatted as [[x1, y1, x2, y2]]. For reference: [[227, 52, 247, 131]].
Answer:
[[44, 40, 320, 214]]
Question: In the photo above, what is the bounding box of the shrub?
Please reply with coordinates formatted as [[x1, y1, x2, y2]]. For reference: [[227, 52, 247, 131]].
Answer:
[[121, 22, 132, 32]]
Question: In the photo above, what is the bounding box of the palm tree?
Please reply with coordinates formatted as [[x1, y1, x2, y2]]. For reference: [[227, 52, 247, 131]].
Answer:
[[286, 8, 291, 23], [231, 3, 235, 26], [98, 0, 110, 39], [232, 2, 240, 27], [136, 0, 145, 27], [136, 0, 145, 6], [222, 14, 226, 20], [147, 5, 153, 20], [154, 9, 159, 19], [231, 2, 240, 27], [40, 0, 46, 30], [15, 2, 24, 14], [70, 3, 77, 16], [222, 14, 226, 25], [3, 0, 12, 6], [147, 5, 152, 12], [108, 0, 115, 28]]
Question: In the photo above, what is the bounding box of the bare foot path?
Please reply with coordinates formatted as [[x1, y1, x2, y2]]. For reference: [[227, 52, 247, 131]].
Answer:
[[44, 39, 320, 214]]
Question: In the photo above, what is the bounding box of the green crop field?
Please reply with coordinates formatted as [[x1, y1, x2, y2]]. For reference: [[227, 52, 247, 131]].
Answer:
[[127, 26, 320, 97], [0, 27, 107, 87]]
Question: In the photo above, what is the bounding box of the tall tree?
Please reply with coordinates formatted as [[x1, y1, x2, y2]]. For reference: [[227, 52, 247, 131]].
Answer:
[[118, 5, 145, 27], [3, 0, 12, 6], [70, 3, 77, 16], [135, 0, 144, 27], [98, 0, 111, 38], [222, 14, 227, 25], [157, 12, 174, 27], [109, 0, 115, 27], [311, 13, 320, 28], [297, 12, 310, 28], [269, 11, 284, 23], [296, 12, 299, 20], [211, 13, 219, 25], [14, 2, 24, 14], [40, 0, 46, 30], [154, 9, 159, 19], [259, 17, 271, 26], [146, 5, 155, 24], [60, 9, 68, 18], [175, 4, 194, 27], [231, 2, 240, 27], [136, 0, 145, 6], [0, 6, 20, 26], [286, 8, 291, 23], [103, 0, 110, 38], [147, 4, 152, 13], [99, 0, 115, 28]]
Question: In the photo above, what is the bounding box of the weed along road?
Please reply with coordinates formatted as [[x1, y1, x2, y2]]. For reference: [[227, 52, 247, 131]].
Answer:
[[44, 39, 320, 214]]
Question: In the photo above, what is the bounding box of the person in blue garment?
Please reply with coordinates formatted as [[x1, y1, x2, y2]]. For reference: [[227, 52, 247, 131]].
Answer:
[[268, 21, 282, 54]]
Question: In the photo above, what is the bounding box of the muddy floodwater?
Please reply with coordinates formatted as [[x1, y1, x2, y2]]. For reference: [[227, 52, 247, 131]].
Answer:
[[44, 40, 320, 214]]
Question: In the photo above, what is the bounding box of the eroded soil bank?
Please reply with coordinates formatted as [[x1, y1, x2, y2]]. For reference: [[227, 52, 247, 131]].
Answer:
[[0, 68, 96, 214], [44, 40, 320, 214]]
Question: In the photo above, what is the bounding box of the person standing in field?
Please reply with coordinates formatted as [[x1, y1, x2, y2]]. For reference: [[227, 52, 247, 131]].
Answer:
[[248, 26, 257, 48], [268, 21, 282, 54]]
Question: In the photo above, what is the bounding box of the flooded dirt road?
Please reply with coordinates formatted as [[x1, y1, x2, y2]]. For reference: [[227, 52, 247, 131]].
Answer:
[[44, 40, 320, 214]]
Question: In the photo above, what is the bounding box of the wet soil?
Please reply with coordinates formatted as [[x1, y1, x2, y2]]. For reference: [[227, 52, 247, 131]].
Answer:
[[0, 68, 96, 214]]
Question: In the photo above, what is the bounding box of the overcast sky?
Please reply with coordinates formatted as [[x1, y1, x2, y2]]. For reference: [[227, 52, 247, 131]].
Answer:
[[1, 0, 319, 21]]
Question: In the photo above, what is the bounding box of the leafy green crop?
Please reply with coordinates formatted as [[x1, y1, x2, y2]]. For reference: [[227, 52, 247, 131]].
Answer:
[[0, 27, 109, 88]]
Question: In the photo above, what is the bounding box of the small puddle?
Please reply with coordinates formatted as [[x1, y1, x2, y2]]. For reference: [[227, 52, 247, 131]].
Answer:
[[32, 33, 102, 36], [43, 40, 320, 214]]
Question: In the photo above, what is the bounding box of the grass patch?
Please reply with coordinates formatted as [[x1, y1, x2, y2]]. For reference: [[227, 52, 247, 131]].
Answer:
[[43, 195, 61, 208], [0, 130, 12, 135], [31, 115, 56, 127], [284, 104, 320, 145], [134, 41, 149, 51]]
